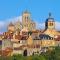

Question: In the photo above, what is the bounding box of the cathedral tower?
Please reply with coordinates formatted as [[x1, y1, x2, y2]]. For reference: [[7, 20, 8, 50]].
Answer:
[[22, 10, 31, 30]]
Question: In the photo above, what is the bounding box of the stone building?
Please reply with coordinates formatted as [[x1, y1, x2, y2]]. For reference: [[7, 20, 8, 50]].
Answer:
[[22, 10, 36, 31], [0, 39, 13, 56], [2, 39, 13, 50], [44, 13, 59, 37], [3, 12, 60, 56]]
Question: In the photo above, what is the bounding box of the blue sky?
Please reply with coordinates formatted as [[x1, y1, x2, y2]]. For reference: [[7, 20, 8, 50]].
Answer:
[[0, 0, 60, 32]]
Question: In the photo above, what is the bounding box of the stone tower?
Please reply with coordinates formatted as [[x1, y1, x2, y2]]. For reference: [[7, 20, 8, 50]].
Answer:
[[22, 10, 31, 30]]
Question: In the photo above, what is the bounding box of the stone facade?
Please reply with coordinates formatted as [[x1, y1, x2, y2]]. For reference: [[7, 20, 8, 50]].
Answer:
[[8, 11, 36, 32]]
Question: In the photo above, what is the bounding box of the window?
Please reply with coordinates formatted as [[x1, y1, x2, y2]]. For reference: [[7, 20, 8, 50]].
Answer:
[[51, 23, 53, 26], [49, 22, 53, 26]]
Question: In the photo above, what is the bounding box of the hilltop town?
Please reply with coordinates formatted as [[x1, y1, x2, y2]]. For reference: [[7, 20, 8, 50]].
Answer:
[[0, 11, 60, 56]]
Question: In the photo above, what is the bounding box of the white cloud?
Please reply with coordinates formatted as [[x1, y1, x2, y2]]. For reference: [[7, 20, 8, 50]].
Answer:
[[0, 16, 22, 33], [6, 16, 22, 24], [55, 22, 60, 31], [36, 22, 45, 30], [0, 21, 5, 29], [0, 16, 60, 33], [36, 21, 60, 31]]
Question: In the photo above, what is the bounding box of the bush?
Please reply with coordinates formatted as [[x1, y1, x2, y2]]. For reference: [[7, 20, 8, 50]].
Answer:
[[0, 46, 60, 60]]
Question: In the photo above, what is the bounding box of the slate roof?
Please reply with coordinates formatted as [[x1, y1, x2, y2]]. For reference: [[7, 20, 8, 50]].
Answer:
[[55, 35, 60, 41], [33, 34, 53, 40], [39, 34, 53, 40]]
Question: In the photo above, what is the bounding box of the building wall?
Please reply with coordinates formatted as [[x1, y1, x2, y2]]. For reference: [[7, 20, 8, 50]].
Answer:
[[33, 39, 55, 47], [8, 26, 15, 31], [2, 39, 13, 50], [14, 21, 22, 31], [33, 40, 42, 46], [48, 21, 55, 29], [41, 40, 55, 47]]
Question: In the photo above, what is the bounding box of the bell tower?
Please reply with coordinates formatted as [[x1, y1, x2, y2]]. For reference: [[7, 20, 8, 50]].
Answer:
[[45, 13, 55, 30]]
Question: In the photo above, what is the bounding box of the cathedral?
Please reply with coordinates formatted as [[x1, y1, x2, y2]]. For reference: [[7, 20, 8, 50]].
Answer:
[[8, 10, 36, 32]]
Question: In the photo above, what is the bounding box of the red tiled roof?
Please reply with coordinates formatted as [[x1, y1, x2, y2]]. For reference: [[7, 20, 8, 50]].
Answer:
[[55, 35, 60, 41], [0, 47, 13, 56], [21, 36, 28, 40], [15, 35, 22, 40]]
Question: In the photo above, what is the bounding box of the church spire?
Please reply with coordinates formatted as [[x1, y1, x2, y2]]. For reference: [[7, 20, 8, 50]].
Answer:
[[49, 12, 52, 18]]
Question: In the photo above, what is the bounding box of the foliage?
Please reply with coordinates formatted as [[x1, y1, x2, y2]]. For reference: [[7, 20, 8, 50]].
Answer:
[[0, 46, 60, 60]]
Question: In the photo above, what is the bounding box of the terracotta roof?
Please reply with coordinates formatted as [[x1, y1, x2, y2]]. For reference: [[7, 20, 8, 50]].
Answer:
[[15, 35, 22, 40], [0, 47, 13, 56], [21, 35, 28, 40], [55, 35, 60, 41]]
